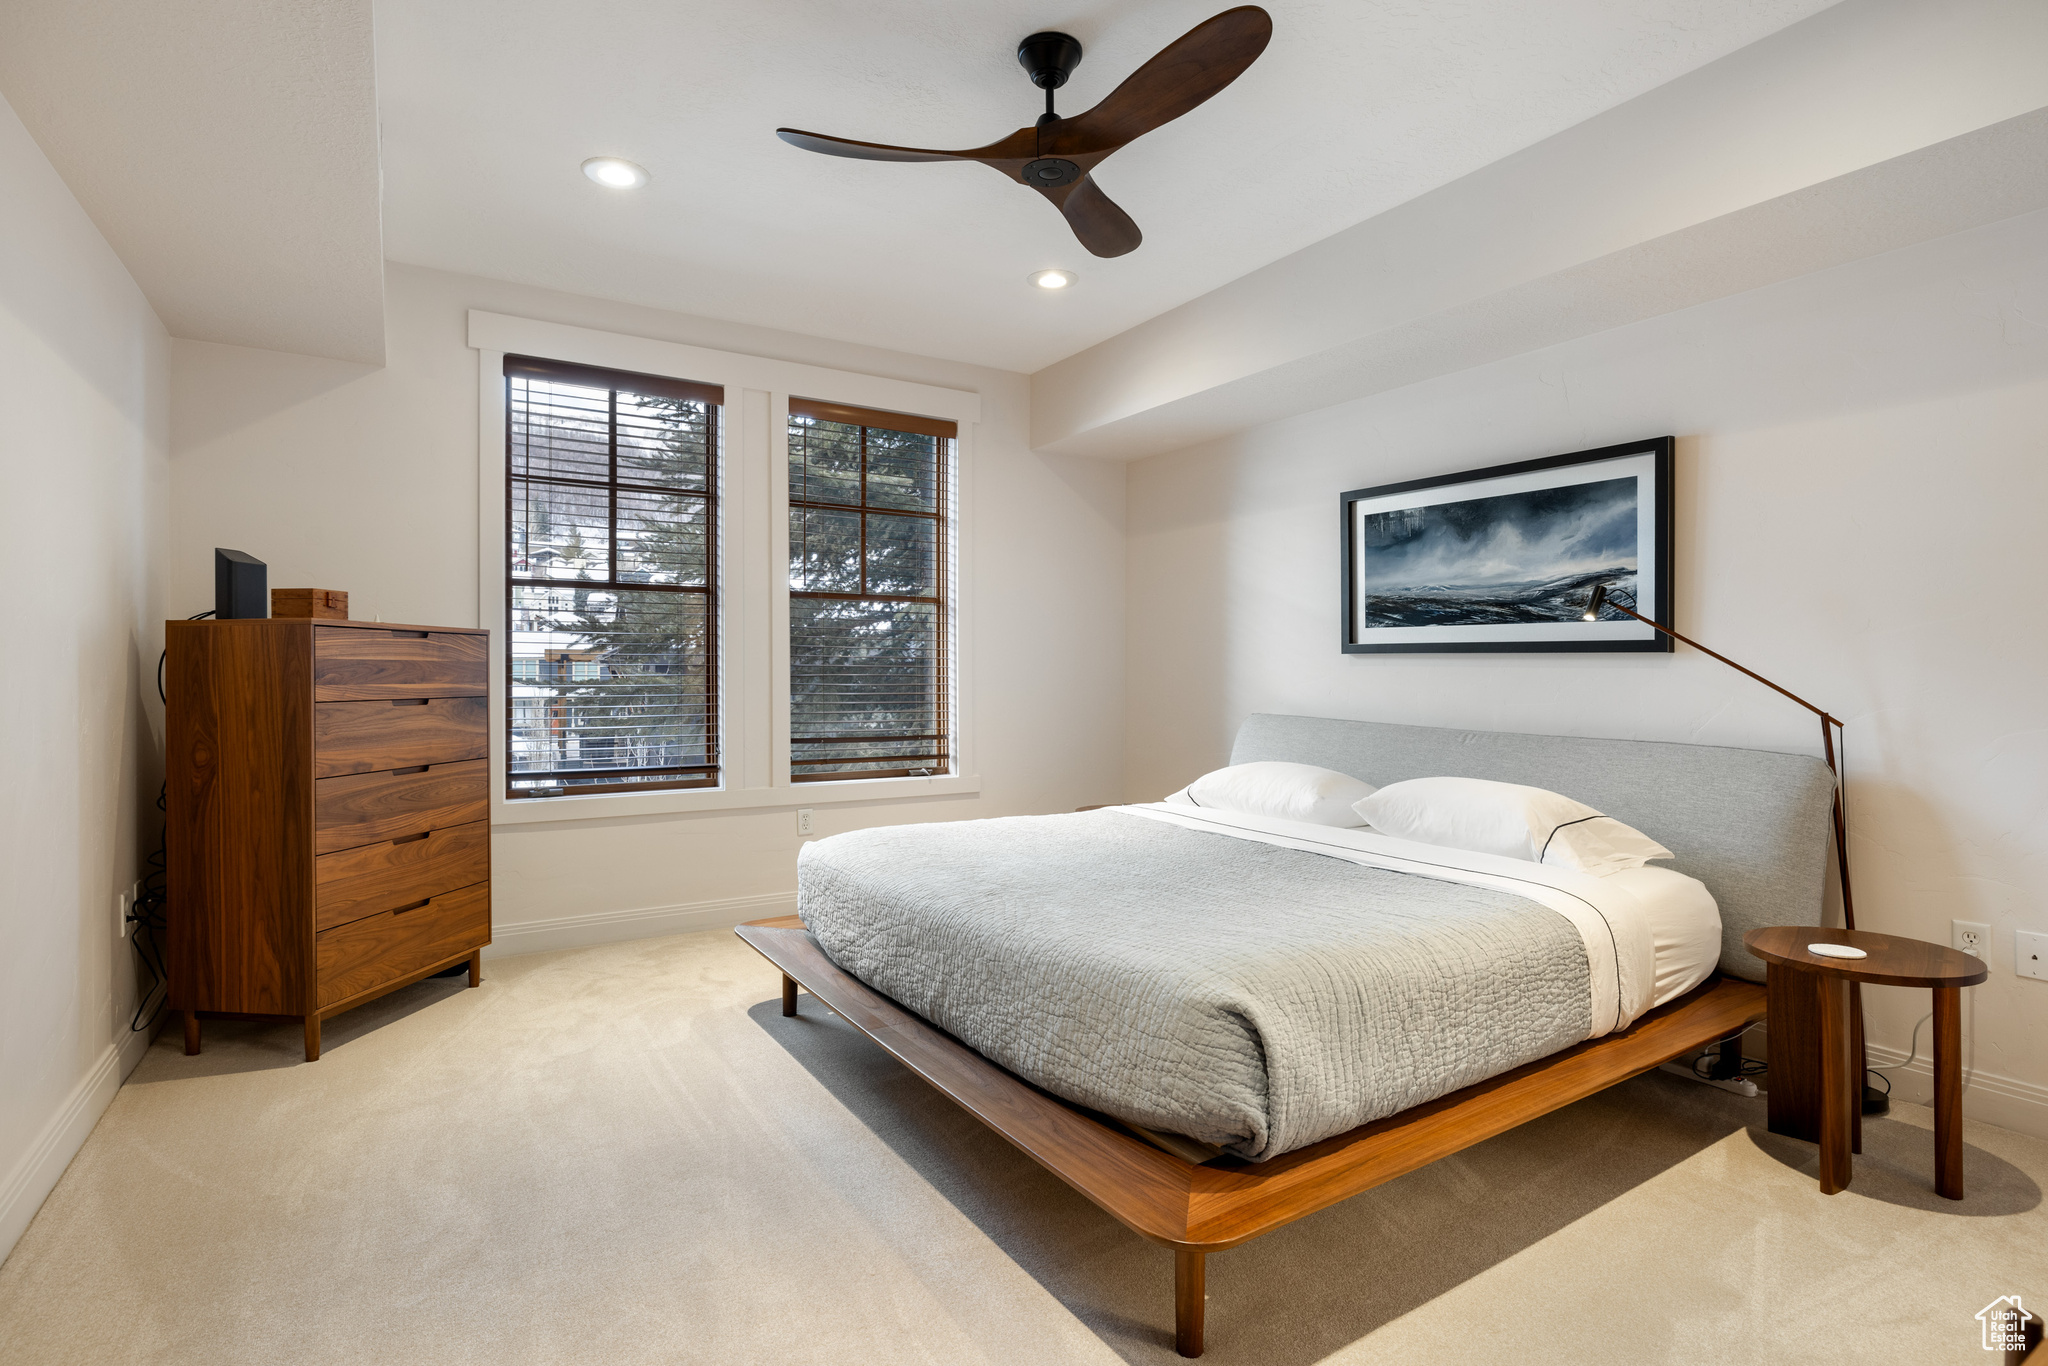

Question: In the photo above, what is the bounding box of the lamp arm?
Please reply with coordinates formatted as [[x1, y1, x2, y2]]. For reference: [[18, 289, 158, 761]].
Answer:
[[1600, 601, 1842, 729], [1601, 597, 1854, 930], [1592, 587, 1865, 1093]]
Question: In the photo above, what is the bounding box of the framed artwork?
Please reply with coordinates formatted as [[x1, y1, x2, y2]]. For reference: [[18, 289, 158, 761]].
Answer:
[[1340, 437, 1673, 654]]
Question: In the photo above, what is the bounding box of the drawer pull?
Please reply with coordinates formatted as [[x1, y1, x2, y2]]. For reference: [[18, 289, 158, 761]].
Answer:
[[391, 764, 428, 776], [391, 630, 429, 639], [392, 831, 430, 845], [391, 698, 429, 707], [392, 898, 431, 914]]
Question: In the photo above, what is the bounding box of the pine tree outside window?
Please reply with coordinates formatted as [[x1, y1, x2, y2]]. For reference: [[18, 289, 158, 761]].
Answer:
[[505, 355, 722, 797], [787, 398, 955, 782]]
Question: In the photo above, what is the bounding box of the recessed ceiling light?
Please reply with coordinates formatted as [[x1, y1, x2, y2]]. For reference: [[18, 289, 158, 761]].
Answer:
[[1028, 269, 1076, 290], [583, 157, 650, 189]]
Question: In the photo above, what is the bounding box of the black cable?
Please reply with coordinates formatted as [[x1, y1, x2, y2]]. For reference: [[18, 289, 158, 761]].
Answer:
[[1690, 1020, 1769, 1081], [133, 609, 215, 1031], [126, 782, 171, 1033], [1690, 1053, 1767, 1080], [157, 611, 214, 703]]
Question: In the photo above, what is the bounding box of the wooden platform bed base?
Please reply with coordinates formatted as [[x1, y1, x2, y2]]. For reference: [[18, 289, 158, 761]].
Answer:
[[738, 916, 1765, 1358]]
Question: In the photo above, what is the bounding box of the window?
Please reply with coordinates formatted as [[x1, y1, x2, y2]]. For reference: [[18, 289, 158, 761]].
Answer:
[[787, 399, 954, 782], [506, 356, 723, 797], [477, 309, 984, 818]]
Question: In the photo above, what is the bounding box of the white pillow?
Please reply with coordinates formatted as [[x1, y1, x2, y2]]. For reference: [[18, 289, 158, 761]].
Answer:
[[1164, 761, 1377, 827], [1351, 776, 1673, 876]]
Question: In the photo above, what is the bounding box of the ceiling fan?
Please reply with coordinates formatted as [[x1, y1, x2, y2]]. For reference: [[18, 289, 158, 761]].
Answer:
[[775, 7, 1273, 260]]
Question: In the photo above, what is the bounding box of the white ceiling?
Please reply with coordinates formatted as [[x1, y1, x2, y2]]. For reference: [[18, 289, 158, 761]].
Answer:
[[377, 0, 1839, 375], [0, 0, 385, 365]]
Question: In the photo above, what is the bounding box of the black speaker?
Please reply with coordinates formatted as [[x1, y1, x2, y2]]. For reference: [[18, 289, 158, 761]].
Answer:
[[214, 548, 268, 619]]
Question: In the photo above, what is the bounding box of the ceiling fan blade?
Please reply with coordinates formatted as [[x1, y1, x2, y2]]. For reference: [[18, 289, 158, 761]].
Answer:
[[1048, 175, 1142, 258], [775, 128, 970, 163], [1052, 6, 1272, 155]]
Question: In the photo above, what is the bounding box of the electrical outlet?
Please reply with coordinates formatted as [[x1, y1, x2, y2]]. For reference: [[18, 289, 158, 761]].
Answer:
[[2018, 930, 2048, 982], [1952, 920, 1989, 959], [796, 808, 815, 836], [114, 890, 130, 939]]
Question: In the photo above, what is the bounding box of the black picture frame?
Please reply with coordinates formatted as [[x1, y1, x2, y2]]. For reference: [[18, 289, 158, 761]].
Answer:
[[1339, 437, 1674, 654]]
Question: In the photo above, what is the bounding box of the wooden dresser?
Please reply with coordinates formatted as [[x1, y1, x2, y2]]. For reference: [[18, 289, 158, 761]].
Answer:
[[167, 618, 492, 1060]]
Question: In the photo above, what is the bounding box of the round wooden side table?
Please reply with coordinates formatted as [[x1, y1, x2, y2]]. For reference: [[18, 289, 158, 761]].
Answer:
[[1745, 926, 1988, 1199]]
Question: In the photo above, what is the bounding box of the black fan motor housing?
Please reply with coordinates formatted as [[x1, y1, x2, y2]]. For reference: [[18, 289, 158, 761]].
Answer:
[[1017, 31, 1083, 90]]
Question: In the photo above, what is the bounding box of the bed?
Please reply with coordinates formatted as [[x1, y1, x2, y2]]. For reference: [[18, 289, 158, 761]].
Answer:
[[738, 714, 1836, 1356]]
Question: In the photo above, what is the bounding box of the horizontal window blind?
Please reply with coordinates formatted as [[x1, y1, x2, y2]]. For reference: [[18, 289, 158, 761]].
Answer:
[[507, 355, 723, 798], [788, 397, 954, 782]]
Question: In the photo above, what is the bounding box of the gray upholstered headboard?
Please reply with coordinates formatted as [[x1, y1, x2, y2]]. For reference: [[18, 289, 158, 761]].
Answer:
[[1230, 714, 1836, 983]]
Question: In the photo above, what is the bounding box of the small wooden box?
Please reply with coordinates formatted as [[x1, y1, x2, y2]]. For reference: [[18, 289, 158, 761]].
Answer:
[[272, 589, 349, 620]]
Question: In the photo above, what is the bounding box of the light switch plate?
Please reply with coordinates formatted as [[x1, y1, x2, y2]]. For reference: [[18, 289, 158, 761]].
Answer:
[[2018, 930, 2048, 981]]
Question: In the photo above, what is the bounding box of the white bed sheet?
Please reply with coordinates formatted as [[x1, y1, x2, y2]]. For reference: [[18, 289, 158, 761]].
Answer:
[[1602, 864, 1721, 1008], [1119, 803, 1723, 1030]]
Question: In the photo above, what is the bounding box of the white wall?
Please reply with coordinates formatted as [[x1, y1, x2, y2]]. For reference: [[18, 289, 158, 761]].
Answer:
[[0, 94, 169, 1262], [168, 263, 1125, 949], [1125, 209, 2048, 1135]]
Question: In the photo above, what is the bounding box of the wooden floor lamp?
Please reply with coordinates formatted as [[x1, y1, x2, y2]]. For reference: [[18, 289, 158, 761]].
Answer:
[[1583, 584, 1881, 1111]]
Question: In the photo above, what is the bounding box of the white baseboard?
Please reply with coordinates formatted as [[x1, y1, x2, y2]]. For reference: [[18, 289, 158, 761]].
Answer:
[[485, 890, 799, 959], [0, 1023, 154, 1268], [1863, 1040, 2048, 1142]]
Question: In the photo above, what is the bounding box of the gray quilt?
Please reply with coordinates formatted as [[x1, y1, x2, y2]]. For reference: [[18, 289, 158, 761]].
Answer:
[[797, 810, 1591, 1161]]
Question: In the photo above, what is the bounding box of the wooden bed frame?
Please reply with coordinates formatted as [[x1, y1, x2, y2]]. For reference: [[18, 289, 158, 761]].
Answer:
[[738, 914, 1765, 1358]]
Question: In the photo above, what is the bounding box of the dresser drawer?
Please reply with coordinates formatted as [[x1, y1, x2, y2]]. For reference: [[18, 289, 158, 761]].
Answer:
[[315, 819, 491, 932], [316, 881, 490, 1008], [315, 627, 487, 701], [314, 758, 488, 854], [315, 696, 489, 777]]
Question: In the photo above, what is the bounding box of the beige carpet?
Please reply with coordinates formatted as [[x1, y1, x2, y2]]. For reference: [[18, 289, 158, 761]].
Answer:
[[1, 928, 2042, 1365]]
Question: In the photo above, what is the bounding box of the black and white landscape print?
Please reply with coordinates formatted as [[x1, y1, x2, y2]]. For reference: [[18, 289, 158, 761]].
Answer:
[[1360, 477, 1638, 627]]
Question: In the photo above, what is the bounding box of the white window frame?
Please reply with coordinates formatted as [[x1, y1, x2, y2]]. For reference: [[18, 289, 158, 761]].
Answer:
[[472, 310, 980, 826]]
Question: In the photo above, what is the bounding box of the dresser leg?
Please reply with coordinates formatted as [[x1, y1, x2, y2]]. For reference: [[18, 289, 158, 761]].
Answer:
[[1175, 1248, 1206, 1358], [782, 974, 798, 1017], [1816, 975, 1853, 1194], [1933, 985, 1963, 1199], [468, 950, 483, 988], [304, 1014, 322, 1062], [183, 1011, 201, 1056]]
